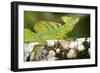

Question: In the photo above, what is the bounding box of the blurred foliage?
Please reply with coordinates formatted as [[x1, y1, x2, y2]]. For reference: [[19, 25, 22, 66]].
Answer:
[[24, 11, 90, 42]]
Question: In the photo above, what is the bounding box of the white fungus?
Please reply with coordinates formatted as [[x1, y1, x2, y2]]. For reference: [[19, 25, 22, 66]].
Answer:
[[69, 41, 78, 49], [56, 48, 60, 53], [30, 52, 35, 61], [77, 44, 85, 51], [87, 38, 90, 43], [67, 49, 77, 58], [47, 40, 55, 46], [76, 38, 85, 45], [47, 50, 56, 60], [59, 40, 69, 50], [24, 42, 39, 53], [48, 50, 55, 57], [24, 52, 30, 61]]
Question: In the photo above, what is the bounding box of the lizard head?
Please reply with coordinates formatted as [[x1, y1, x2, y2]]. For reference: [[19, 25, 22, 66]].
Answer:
[[61, 16, 80, 34]]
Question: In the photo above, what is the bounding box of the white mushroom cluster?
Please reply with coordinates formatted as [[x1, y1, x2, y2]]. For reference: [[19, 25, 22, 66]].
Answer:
[[24, 42, 39, 61], [24, 38, 90, 61], [67, 49, 77, 58]]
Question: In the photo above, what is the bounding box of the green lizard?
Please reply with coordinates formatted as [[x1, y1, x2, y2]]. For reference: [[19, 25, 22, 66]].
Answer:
[[24, 16, 79, 44], [24, 16, 80, 61]]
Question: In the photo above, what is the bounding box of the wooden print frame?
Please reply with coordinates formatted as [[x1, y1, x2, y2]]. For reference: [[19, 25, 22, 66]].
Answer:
[[11, 1, 97, 71]]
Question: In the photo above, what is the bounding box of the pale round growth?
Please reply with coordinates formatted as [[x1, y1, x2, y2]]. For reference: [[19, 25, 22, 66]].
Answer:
[[67, 49, 77, 58], [47, 50, 56, 61], [69, 41, 78, 49], [77, 44, 85, 51], [47, 40, 55, 46], [59, 40, 69, 50], [48, 50, 55, 57], [56, 48, 60, 53], [76, 38, 85, 45], [87, 38, 90, 43]]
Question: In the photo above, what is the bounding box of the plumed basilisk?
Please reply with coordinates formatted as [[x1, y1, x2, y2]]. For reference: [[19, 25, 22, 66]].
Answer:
[[24, 16, 79, 60]]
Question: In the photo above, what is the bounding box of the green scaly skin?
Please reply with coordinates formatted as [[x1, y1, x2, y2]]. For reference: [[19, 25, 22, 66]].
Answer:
[[24, 16, 80, 59]]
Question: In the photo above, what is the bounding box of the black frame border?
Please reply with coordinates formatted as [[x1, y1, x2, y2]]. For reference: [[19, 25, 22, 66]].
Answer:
[[11, 1, 98, 72]]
